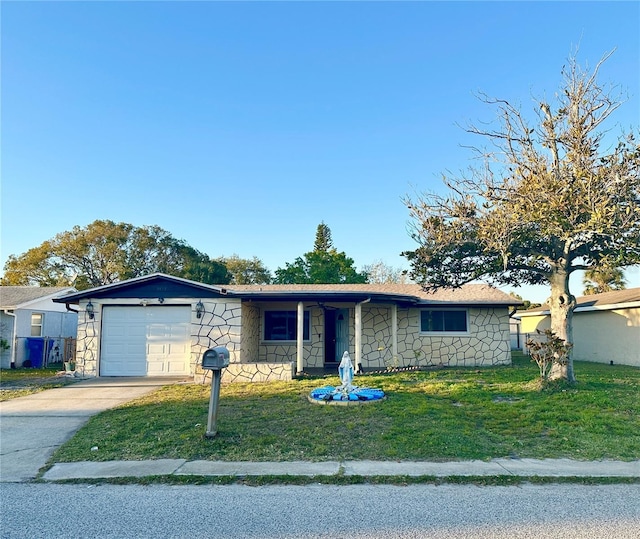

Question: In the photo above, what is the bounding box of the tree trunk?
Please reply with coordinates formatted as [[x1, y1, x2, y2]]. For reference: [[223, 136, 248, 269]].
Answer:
[[548, 267, 577, 382]]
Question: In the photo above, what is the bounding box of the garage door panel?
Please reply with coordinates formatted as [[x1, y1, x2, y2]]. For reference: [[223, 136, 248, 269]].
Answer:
[[148, 343, 167, 355], [101, 306, 191, 376], [148, 324, 169, 337], [127, 342, 146, 354], [146, 362, 166, 375], [166, 360, 188, 374], [103, 343, 125, 355], [170, 342, 188, 354]]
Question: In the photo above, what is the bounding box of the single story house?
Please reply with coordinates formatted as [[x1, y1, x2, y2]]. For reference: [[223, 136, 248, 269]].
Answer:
[[53, 273, 521, 382], [0, 286, 78, 369], [518, 287, 640, 367]]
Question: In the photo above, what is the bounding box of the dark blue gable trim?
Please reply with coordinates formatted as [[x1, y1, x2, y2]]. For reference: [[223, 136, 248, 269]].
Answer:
[[52, 274, 227, 304], [89, 281, 224, 299]]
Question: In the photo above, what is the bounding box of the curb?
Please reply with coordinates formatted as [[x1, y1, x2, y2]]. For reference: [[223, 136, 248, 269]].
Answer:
[[41, 458, 640, 482]]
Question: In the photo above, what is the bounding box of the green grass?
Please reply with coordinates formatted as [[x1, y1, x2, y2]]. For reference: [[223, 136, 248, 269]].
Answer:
[[0, 363, 79, 401], [50, 354, 640, 463]]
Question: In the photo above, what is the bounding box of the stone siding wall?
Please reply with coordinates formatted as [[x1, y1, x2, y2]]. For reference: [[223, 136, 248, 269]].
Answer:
[[245, 303, 510, 371], [74, 297, 511, 380], [361, 306, 394, 367], [74, 302, 100, 377], [192, 298, 242, 369], [197, 361, 295, 384], [240, 303, 260, 362], [393, 307, 511, 368]]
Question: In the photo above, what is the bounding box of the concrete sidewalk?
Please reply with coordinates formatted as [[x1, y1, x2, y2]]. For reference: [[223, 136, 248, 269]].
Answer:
[[42, 458, 640, 481], [0, 376, 191, 482]]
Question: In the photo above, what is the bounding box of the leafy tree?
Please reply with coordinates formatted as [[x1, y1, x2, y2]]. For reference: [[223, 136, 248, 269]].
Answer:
[[218, 254, 272, 284], [313, 221, 333, 252], [403, 51, 640, 382], [582, 267, 627, 295], [1, 220, 230, 289], [509, 292, 541, 311], [363, 259, 410, 284], [274, 223, 368, 284]]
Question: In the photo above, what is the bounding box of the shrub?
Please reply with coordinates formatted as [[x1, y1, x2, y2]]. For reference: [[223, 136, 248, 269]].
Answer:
[[526, 329, 572, 382]]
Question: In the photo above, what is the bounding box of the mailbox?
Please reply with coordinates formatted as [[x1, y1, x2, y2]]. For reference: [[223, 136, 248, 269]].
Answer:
[[202, 346, 230, 438], [202, 346, 230, 370]]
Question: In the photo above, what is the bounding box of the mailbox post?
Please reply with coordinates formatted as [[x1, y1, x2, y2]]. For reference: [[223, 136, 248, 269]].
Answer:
[[201, 346, 230, 438]]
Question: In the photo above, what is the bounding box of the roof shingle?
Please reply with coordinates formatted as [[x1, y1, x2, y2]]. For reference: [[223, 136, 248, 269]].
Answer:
[[0, 286, 75, 309], [226, 283, 517, 305]]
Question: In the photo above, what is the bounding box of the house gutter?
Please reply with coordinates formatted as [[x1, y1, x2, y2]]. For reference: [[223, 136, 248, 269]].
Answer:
[[64, 303, 79, 314], [2, 309, 17, 368]]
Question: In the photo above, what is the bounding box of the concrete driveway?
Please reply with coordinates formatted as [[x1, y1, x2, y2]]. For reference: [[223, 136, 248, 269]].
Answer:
[[0, 376, 191, 482]]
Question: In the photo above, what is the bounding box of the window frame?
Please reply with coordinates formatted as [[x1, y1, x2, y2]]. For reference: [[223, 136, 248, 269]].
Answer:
[[30, 312, 44, 337], [262, 309, 311, 342], [419, 309, 469, 335]]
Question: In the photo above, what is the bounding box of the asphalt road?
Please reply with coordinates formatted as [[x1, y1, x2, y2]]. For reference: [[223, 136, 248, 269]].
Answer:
[[1, 483, 639, 538]]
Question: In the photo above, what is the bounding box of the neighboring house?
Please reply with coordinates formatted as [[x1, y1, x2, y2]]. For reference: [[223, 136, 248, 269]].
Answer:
[[0, 286, 78, 369], [53, 273, 520, 383], [518, 287, 640, 367], [509, 318, 522, 350]]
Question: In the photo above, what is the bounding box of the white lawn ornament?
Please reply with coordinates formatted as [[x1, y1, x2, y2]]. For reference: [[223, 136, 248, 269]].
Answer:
[[338, 351, 354, 391], [309, 350, 384, 404]]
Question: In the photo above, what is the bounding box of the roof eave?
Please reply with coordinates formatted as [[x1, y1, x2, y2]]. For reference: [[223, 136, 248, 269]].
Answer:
[[235, 291, 419, 304], [518, 300, 640, 317], [415, 300, 521, 307]]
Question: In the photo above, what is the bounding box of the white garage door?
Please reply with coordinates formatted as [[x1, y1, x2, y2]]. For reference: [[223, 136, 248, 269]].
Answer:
[[100, 306, 191, 376]]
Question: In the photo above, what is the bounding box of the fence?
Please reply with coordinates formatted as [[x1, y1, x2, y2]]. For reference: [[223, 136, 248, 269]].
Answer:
[[15, 336, 77, 368]]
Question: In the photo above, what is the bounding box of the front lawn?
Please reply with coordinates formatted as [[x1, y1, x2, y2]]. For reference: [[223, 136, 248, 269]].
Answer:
[[0, 364, 79, 401], [51, 354, 640, 463]]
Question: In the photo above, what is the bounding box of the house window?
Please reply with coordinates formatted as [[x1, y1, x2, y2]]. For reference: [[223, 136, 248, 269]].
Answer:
[[420, 309, 468, 333], [30, 313, 44, 337], [264, 311, 310, 341]]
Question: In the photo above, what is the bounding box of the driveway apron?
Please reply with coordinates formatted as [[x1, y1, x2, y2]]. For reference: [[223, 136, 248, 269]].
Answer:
[[0, 377, 190, 482]]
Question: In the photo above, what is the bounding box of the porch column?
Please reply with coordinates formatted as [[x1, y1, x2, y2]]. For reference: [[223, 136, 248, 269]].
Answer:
[[391, 303, 398, 363], [296, 301, 304, 374], [355, 302, 362, 371]]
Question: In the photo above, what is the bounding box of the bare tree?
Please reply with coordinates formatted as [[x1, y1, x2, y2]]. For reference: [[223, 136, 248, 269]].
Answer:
[[363, 260, 411, 284], [404, 51, 640, 382]]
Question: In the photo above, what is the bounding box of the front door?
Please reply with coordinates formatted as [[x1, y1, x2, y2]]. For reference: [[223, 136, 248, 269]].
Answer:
[[334, 309, 349, 363], [324, 308, 350, 366]]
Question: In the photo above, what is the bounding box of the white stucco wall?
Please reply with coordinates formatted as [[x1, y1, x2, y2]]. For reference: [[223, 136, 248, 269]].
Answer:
[[573, 308, 640, 366], [520, 307, 640, 367]]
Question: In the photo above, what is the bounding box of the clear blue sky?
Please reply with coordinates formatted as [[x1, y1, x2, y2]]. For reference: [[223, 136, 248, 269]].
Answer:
[[2, 1, 639, 302]]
